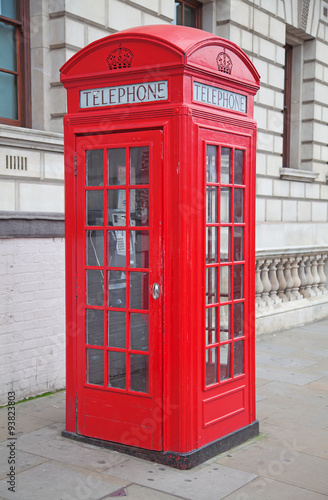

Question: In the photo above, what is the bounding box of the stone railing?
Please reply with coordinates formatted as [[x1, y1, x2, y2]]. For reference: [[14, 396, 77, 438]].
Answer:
[[255, 248, 328, 309]]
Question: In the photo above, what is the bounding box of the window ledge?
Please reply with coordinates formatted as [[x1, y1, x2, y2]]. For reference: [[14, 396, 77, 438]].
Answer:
[[280, 168, 318, 183]]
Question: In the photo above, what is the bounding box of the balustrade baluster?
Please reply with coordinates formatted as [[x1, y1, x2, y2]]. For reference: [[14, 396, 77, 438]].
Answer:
[[291, 256, 302, 300], [269, 259, 282, 304], [277, 258, 288, 302], [255, 259, 265, 307], [318, 253, 328, 294]]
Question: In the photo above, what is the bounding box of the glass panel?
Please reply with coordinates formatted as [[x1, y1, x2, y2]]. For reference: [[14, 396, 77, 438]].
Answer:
[[233, 227, 244, 262], [108, 270, 126, 308], [108, 311, 126, 348], [206, 145, 218, 183], [175, 1, 182, 24], [108, 148, 126, 186], [87, 230, 104, 266], [220, 148, 231, 184], [0, 23, 16, 71], [130, 272, 149, 310], [108, 351, 126, 389], [0, 0, 18, 19], [130, 313, 148, 351], [0, 71, 17, 120], [233, 264, 244, 300], [108, 230, 126, 267], [86, 309, 104, 346], [206, 267, 217, 305], [206, 307, 217, 345], [234, 188, 244, 223], [130, 230, 149, 268], [86, 150, 103, 186], [220, 227, 230, 262], [220, 187, 230, 223], [86, 191, 103, 226], [220, 344, 231, 381], [129, 189, 149, 226], [234, 150, 244, 185], [206, 226, 218, 264], [206, 186, 218, 223], [184, 5, 196, 27], [220, 304, 230, 341], [108, 190, 126, 226], [130, 354, 149, 393], [130, 147, 149, 185], [206, 348, 217, 385], [87, 270, 104, 306], [234, 340, 244, 376], [220, 266, 230, 302], [87, 348, 104, 385], [233, 302, 244, 338]]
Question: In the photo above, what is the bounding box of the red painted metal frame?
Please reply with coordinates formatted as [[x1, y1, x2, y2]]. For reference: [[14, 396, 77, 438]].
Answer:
[[61, 25, 260, 459]]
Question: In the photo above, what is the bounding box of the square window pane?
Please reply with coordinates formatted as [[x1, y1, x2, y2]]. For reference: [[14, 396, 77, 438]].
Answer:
[[234, 340, 244, 376], [233, 264, 244, 300], [220, 344, 231, 381], [130, 313, 148, 351], [129, 189, 149, 226], [130, 147, 149, 185], [220, 227, 230, 262], [206, 226, 218, 264], [87, 348, 104, 385], [220, 266, 230, 302], [234, 150, 244, 185], [233, 227, 244, 262], [108, 230, 126, 268], [108, 190, 126, 225], [87, 270, 104, 306], [0, 23, 16, 71], [108, 351, 126, 389], [220, 304, 231, 341], [0, 1, 18, 19], [220, 148, 231, 184], [130, 272, 149, 310], [130, 230, 149, 268], [87, 230, 104, 266], [108, 311, 126, 348], [86, 150, 103, 186], [220, 187, 230, 223], [206, 347, 217, 385], [130, 354, 149, 393], [206, 145, 218, 183], [206, 307, 217, 345], [86, 191, 103, 226], [108, 271, 126, 308], [184, 5, 196, 27], [206, 267, 217, 305], [108, 148, 126, 185], [86, 309, 104, 346], [234, 188, 244, 223], [206, 186, 218, 223], [233, 302, 244, 338]]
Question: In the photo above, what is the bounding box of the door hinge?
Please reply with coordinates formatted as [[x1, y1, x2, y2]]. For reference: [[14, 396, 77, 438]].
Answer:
[[75, 393, 78, 432], [74, 155, 77, 176]]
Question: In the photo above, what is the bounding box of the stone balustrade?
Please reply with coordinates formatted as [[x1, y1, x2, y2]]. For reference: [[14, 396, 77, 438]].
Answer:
[[255, 248, 328, 309]]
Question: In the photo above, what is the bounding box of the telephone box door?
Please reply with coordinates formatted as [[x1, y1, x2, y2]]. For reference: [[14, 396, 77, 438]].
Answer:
[[75, 130, 163, 450]]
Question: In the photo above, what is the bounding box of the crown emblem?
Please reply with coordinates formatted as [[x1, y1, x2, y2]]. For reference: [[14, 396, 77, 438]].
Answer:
[[106, 43, 134, 70], [216, 48, 233, 75]]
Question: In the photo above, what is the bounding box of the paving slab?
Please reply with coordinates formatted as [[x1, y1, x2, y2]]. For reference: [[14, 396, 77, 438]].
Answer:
[[256, 351, 317, 370], [256, 365, 321, 386], [217, 441, 328, 495], [104, 456, 257, 500], [0, 409, 56, 442], [222, 476, 328, 500], [15, 423, 129, 471], [15, 392, 65, 423], [113, 483, 187, 499], [256, 380, 327, 408], [0, 460, 130, 500], [0, 446, 48, 480]]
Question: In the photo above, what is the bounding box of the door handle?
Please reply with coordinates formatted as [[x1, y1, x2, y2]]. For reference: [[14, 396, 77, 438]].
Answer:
[[152, 283, 160, 300]]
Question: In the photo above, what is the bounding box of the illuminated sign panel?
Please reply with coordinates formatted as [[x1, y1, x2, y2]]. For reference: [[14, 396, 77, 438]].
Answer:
[[193, 81, 247, 113]]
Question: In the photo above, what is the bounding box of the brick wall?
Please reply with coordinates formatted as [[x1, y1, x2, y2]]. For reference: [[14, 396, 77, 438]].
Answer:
[[0, 238, 65, 405]]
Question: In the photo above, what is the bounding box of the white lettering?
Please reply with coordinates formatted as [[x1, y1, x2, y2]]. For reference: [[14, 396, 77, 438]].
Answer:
[[80, 80, 168, 108]]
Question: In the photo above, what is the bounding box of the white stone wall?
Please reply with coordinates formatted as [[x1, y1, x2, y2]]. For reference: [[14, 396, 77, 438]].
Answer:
[[0, 238, 65, 406]]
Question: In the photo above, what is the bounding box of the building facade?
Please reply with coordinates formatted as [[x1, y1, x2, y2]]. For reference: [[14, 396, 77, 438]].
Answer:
[[0, 0, 327, 404]]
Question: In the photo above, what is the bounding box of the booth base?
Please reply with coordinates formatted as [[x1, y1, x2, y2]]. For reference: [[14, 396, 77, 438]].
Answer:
[[62, 420, 259, 470]]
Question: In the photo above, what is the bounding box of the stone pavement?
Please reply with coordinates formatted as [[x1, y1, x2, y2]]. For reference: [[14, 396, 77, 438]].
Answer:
[[0, 318, 327, 500]]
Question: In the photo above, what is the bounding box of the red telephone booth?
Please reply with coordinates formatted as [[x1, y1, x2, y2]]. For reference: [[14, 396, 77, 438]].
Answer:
[[61, 25, 260, 469]]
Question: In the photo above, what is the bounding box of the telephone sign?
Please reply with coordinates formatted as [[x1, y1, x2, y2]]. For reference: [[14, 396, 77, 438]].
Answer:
[[61, 25, 260, 469]]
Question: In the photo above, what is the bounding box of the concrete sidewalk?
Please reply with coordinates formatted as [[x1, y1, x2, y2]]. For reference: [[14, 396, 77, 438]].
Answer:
[[0, 319, 327, 499]]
